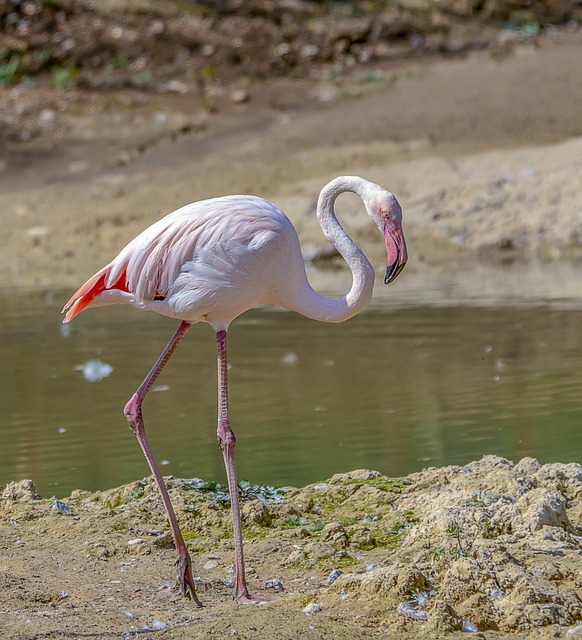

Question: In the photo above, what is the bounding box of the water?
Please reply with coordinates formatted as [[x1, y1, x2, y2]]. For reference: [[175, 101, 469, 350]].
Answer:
[[1, 276, 582, 498]]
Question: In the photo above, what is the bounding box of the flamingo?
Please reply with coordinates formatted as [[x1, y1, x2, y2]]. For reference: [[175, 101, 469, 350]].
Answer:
[[62, 175, 407, 605]]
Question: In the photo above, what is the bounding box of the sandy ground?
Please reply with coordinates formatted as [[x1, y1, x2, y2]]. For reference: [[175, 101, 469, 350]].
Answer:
[[1, 456, 581, 639], [2, 19, 582, 640]]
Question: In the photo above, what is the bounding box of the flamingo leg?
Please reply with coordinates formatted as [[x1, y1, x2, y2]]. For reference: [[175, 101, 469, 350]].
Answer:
[[123, 320, 203, 606], [215, 329, 268, 604]]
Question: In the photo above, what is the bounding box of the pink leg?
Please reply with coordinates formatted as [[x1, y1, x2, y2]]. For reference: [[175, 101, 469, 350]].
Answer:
[[123, 320, 202, 606], [215, 329, 269, 604]]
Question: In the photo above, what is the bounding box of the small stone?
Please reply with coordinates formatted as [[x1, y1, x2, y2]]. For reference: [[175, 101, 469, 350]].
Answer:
[[230, 89, 250, 104], [303, 603, 321, 615], [164, 80, 189, 94], [127, 538, 146, 546], [151, 620, 167, 630], [27, 226, 49, 238], [265, 579, 284, 592], [321, 522, 346, 541], [38, 109, 56, 125], [396, 568, 428, 596], [327, 569, 343, 586], [153, 531, 174, 549], [204, 559, 219, 570], [242, 500, 272, 526], [428, 602, 463, 634]]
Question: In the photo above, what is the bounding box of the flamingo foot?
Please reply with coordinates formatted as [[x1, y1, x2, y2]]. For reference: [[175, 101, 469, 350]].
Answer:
[[236, 591, 275, 605], [176, 553, 203, 607]]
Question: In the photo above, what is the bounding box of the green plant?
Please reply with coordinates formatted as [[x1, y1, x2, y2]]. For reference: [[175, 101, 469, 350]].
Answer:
[[0, 55, 24, 86], [109, 53, 130, 70], [51, 64, 78, 90], [282, 517, 302, 529], [446, 512, 491, 558], [181, 478, 287, 508], [339, 517, 359, 527], [310, 520, 327, 532], [129, 482, 145, 500]]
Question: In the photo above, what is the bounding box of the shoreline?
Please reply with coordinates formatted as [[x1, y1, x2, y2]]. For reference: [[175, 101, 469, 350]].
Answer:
[[1, 455, 581, 638]]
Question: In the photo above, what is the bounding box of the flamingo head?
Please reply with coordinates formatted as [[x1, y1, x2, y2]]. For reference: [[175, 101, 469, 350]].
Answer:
[[368, 189, 408, 284]]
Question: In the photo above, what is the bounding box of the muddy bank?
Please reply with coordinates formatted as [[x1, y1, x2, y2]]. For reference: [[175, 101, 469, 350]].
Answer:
[[1, 455, 581, 639], [2, 29, 582, 290]]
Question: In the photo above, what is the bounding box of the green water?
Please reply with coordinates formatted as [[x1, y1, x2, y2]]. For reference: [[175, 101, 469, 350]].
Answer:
[[1, 285, 581, 497]]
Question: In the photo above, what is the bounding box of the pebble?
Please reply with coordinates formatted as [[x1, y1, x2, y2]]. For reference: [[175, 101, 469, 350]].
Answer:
[[151, 620, 167, 630], [265, 579, 284, 592], [26, 226, 48, 238], [327, 569, 343, 585], [230, 88, 249, 104], [303, 603, 322, 615], [153, 531, 173, 549]]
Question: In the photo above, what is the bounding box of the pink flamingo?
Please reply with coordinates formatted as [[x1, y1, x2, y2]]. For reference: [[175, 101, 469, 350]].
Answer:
[[62, 176, 407, 605]]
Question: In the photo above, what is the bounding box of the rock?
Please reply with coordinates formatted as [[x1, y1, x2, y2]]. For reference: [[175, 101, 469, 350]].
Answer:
[[327, 569, 343, 586], [330, 566, 399, 597], [242, 499, 272, 526], [304, 541, 335, 562], [265, 578, 284, 592], [395, 567, 428, 597], [127, 538, 146, 546], [348, 527, 375, 550], [491, 488, 571, 535], [455, 593, 500, 631], [428, 601, 463, 634], [230, 88, 250, 104], [285, 547, 306, 566], [153, 531, 174, 549], [321, 522, 346, 543], [513, 456, 542, 476], [303, 602, 321, 615], [1, 480, 41, 503], [330, 469, 382, 483]]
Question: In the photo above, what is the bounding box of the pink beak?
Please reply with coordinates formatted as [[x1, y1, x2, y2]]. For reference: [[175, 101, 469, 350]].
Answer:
[[384, 219, 408, 284]]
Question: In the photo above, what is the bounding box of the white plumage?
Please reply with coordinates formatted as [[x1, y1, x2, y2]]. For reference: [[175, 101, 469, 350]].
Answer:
[[63, 176, 407, 605]]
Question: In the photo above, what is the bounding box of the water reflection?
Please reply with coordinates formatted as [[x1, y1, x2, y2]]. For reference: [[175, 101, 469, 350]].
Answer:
[[1, 281, 582, 497]]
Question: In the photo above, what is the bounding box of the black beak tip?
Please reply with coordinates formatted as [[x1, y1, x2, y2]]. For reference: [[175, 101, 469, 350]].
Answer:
[[384, 262, 405, 285]]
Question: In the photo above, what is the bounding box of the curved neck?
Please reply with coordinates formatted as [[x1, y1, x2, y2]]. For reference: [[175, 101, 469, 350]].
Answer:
[[290, 177, 376, 323]]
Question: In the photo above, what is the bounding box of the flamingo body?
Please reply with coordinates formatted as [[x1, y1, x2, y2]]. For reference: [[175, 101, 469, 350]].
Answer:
[[63, 176, 407, 604], [64, 195, 306, 328]]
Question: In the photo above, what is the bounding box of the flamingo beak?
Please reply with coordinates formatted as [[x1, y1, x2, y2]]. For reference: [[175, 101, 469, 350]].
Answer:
[[384, 219, 408, 284]]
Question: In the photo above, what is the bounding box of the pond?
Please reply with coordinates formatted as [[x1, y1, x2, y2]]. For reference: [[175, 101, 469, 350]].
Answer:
[[1, 263, 582, 497]]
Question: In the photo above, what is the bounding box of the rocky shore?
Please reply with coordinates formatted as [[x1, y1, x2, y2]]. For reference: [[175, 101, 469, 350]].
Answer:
[[1, 455, 581, 639]]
